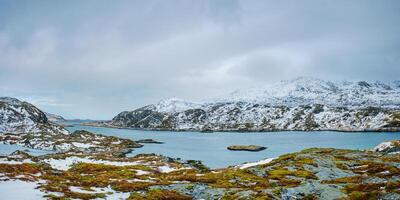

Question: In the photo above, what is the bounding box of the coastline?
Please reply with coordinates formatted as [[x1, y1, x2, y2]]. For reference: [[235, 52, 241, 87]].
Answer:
[[78, 122, 400, 133]]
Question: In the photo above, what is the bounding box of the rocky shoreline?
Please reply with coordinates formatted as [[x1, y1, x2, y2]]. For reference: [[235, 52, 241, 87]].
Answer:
[[0, 130, 143, 157], [80, 121, 400, 133], [0, 141, 399, 199]]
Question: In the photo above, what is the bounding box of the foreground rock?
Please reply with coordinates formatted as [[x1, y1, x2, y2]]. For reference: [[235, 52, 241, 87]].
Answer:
[[1, 145, 399, 199], [373, 140, 400, 154], [96, 78, 400, 132], [0, 130, 142, 156], [227, 145, 267, 152], [0, 97, 68, 134]]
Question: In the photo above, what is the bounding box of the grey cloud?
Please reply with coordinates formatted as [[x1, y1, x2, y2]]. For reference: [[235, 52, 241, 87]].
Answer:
[[0, 0, 399, 119]]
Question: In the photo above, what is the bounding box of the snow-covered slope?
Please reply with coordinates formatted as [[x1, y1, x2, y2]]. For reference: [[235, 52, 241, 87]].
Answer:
[[109, 77, 400, 132], [44, 112, 66, 122], [219, 77, 400, 108], [0, 97, 68, 134]]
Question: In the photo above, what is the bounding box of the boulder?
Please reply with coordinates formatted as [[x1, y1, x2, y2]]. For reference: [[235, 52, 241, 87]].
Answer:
[[373, 140, 400, 154]]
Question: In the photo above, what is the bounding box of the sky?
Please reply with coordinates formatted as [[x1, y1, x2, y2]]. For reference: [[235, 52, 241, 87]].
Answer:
[[0, 0, 399, 119]]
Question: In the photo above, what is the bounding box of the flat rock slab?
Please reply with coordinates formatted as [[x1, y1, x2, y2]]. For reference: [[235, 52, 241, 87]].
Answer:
[[227, 145, 267, 152]]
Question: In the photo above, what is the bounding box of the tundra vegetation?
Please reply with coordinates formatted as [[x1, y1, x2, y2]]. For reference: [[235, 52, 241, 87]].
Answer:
[[0, 145, 399, 200]]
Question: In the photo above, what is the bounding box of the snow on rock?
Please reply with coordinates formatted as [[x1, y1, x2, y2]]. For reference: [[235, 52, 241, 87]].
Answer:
[[69, 186, 130, 200], [220, 77, 400, 108], [153, 98, 201, 113], [236, 158, 275, 169], [373, 140, 400, 154], [0, 158, 33, 164], [157, 165, 190, 173], [43, 156, 142, 171], [71, 142, 96, 148], [44, 112, 66, 122]]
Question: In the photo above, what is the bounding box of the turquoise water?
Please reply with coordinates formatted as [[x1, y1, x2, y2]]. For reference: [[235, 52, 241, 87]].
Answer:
[[0, 144, 52, 156], [66, 124, 400, 169]]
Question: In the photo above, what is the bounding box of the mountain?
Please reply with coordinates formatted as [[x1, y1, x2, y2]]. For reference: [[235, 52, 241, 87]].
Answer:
[[219, 77, 400, 108], [0, 97, 68, 134], [44, 112, 66, 122], [106, 77, 400, 132]]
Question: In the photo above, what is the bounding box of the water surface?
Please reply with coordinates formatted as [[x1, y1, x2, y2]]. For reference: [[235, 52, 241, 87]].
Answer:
[[66, 124, 400, 168]]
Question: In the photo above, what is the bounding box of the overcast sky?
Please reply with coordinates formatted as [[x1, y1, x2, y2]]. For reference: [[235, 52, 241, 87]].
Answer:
[[1, 0, 399, 119]]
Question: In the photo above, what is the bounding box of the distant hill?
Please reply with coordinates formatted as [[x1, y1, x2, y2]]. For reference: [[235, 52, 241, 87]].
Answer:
[[0, 97, 68, 134], [44, 112, 67, 122]]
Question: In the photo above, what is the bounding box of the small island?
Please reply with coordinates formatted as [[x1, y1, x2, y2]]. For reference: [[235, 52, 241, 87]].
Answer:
[[227, 145, 267, 152], [135, 139, 164, 144]]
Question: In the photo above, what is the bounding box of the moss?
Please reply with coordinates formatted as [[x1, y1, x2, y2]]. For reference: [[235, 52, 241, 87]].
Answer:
[[111, 181, 153, 192], [0, 163, 41, 178], [344, 183, 385, 195], [322, 176, 364, 184], [128, 189, 192, 200], [347, 191, 380, 200]]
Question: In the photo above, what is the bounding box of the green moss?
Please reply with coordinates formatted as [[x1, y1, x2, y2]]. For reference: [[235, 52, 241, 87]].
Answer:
[[128, 189, 191, 200]]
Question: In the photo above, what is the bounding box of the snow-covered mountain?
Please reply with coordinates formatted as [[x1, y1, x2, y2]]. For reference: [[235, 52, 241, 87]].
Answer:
[[108, 77, 400, 132], [44, 112, 66, 122], [0, 97, 68, 134], [218, 77, 400, 108]]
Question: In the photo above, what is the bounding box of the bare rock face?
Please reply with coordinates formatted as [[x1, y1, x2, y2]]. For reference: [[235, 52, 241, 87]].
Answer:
[[373, 140, 400, 154], [0, 97, 68, 135]]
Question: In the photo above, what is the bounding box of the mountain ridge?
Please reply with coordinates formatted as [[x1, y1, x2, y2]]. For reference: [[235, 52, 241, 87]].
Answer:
[[102, 77, 400, 132]]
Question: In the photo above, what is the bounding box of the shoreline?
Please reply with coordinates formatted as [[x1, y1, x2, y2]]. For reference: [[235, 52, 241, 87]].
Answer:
[[77, 122, 400, 133]]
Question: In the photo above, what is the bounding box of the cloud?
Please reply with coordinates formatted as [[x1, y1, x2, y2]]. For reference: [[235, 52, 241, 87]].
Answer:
[[0, 0, 399, 119]]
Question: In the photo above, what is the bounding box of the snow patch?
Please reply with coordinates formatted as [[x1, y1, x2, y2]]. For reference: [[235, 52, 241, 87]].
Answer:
[[237, 158, 275, 169]]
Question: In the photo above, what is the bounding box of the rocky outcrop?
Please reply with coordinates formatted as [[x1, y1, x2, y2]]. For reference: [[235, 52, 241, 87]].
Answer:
[[227, 145, 267, 152], [373, 140, 400, 154], [0, 97, 68, 135], [103, 78, 400, 132]]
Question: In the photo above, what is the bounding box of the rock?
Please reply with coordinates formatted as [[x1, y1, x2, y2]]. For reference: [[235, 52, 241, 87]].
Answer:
[[373, 140, 400, 154], [9, 150, 33, 159], [112, 148, 133, 157], [227, 145, 267, 152], [135, 139, 164, 144]]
